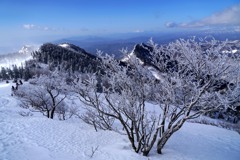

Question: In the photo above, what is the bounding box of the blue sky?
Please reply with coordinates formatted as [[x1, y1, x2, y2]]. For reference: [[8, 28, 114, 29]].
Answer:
[[0, 0, 240, 52]]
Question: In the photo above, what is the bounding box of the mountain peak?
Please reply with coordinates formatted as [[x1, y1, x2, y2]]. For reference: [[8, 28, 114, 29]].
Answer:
[[19, 45, 37, 54], [58, 43, 90, 55]]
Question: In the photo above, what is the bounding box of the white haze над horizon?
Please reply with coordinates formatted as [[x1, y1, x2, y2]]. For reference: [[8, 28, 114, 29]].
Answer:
[[0, 45, 38, 68]]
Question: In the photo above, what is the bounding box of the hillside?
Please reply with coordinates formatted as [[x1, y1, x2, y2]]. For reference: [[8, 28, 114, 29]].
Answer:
[[31, 43, 99, 73], [1, 82, 240, 160], [0, 45, 37, 68]]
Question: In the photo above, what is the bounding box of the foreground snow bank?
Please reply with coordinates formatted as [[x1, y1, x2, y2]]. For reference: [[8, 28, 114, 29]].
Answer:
[[0, 116, 141, 160], [0, 82, 240, 160]]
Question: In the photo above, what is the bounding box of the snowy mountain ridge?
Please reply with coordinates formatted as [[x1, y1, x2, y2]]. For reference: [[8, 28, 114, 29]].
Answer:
[[18, 45, 37, 54], [58, 43, 91, 55], [0, 45, 38, 68], [121, 40, 240, 81]]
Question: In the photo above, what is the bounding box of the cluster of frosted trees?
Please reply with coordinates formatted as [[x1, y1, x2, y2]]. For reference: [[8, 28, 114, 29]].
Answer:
[[14, 39, 240, 156]]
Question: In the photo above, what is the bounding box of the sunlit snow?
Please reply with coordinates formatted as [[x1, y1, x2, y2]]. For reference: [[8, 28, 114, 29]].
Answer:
[[148, 66, 161, 80], [0, 83, 9, 88], [121, 51, 144, 65], [0, 45, 37, 68], [58, 44, 70, 48], [222, 49, 238, 54], [0, 82, 239, 160]]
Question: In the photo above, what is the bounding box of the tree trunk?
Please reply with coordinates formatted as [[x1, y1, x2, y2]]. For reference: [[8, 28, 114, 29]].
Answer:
[[50, 107, 56, 119], [157, 119, 186, 154], [157, 130, 173, 154], [142, 128, 159, 156], [142, 150, 149, 156], [47, 111, 50, 118]]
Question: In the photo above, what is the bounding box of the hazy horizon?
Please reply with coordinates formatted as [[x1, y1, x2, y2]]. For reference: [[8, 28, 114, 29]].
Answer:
[[0, 0, 240, 54]]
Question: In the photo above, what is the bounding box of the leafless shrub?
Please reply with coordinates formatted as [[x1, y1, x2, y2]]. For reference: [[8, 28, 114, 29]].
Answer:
[[18, 111, 33, 117], [86, 146, 99, 158], [71, 38, 240, 156], [14, 73, 68, 119]]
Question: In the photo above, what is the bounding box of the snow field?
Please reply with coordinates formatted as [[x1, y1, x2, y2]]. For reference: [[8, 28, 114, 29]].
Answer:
[[0, 82, 240, 160]]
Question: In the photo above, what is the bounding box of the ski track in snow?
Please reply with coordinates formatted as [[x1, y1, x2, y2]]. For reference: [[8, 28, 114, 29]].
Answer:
[[0, 82, 240, 160]]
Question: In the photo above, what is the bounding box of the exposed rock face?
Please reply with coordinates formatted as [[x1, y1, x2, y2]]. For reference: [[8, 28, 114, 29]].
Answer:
[[133, 43, 154, 65]]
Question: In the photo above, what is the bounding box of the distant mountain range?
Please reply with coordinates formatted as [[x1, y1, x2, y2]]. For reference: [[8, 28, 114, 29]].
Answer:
[[0, 30, 239, 69], [54, 31, 240, 59]]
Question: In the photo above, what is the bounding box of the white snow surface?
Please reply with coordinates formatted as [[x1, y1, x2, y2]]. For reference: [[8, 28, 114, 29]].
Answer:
[[148, 66, 162, 80], [222, 49, 239, 54], [0, 45, 38, 68], [58, 43, 80, 53], [121, 51, 144, 65], [0, 82, 240, 160], [58, 43, 70, 48]]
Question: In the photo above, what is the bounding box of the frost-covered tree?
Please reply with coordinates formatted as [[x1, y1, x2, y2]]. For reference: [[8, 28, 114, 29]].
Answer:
[[71, 38, 240, 156], [0, 67, 8, 80], [14, 72, 68, 119], [71, 52, 160, 156], [147, 38, 240, 154]]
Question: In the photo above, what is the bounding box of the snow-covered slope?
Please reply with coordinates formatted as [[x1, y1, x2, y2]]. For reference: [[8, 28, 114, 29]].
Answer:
[[0, 45, 38, 68], [58, 43, 90, 55], [0, 82, 240, 160]]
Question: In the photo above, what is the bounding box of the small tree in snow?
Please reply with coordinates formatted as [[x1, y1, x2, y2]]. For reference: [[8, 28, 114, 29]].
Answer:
[[71, 53, 161, 156], [14, 72, 68, 119], [72, 38, 240, 156], [147, 38, 240, 154]]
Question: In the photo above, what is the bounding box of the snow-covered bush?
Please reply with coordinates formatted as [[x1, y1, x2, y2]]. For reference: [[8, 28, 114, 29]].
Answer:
[[14, 72, 69, 119], [148, 38, 240, 153], [72, 38, 240, 156], [71, 53, 160, 156], [56, 100, 78, 120]]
